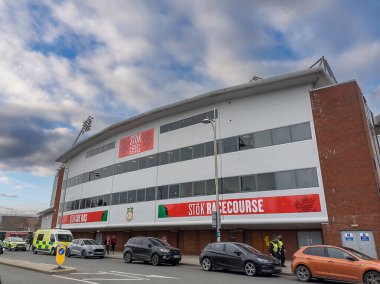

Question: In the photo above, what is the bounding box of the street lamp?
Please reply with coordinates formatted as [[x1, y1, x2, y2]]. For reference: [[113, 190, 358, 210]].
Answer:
[[202, 114, 221, 242]]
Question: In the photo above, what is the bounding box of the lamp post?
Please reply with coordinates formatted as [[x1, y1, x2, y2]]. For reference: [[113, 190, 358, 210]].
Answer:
[[202, 111, 221, 242]]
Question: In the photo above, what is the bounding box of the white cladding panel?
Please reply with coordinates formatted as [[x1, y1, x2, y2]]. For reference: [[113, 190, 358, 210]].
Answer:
[[61, 83, 328, 229]]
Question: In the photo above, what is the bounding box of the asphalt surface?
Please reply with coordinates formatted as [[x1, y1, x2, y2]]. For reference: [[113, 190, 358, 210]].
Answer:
[[0, 250, 346, 284]]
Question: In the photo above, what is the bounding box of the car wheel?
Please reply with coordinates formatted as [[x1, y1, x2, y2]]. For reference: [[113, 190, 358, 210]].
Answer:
[[50, 248, 56, 256], [124, 252, 132, 263], [295, 265, 312, 282], [201, 257, 212, 271], [364, 271, 380, 284], [66, 249, 71, 257], [81, 250, 87, 259], [151, 254, 160, 266], [244, 261, 256, 276]]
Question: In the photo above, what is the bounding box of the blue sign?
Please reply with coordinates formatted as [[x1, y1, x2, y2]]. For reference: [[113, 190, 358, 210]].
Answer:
[[216, 231, 220, 238], [360, 233, 369, 241], [344, 233, 354, 242], [58, 248, 65, 255]]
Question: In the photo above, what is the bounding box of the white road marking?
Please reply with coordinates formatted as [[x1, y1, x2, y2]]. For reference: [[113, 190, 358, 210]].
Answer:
[[83, 279, 145, 281], [52, 275, 99, 284], [100, 271, 149, 280], [110, 271, 179, 279], [71, 272, 108, 275]]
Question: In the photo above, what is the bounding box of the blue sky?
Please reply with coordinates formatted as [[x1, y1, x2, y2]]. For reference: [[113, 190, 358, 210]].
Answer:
[[0, 0, 380, 215]]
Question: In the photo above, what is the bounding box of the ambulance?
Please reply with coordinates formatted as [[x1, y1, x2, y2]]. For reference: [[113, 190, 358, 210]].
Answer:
[[32, 229, 73, 255]]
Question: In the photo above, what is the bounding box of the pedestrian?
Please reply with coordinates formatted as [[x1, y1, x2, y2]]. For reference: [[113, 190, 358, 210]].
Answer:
[[111, 235, 117, 254], [278, 235, 286, 267], [269, 235, 281, 261], [104, 236, 111, 255], [27, 233, 33, 250]]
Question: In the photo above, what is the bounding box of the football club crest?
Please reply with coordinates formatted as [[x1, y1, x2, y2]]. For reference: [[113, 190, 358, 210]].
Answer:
[[126, 207, 134, 222]]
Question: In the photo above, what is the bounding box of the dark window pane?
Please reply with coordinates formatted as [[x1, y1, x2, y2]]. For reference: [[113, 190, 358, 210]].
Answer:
[[110, 141, 116, 149], [296, 168, 319, 188], [168, 149, 180, 163], [159, 152, 169, 165], [85, 198, 91, 208], [255, 130, 272, 148], [130, 160, 138, 171], [80, 199, 86, 209], [291, 122, 312, 142], [146, 187, 156, 201], [193, 144, 205, 159], [91, 196, 98, 208], [128, 190, 137, 203], [74, 200, 80, 210], [137, 189, 145, 202], [115, 161, 129, 174], [120, 192, 128, 204], [86, 151, 91, 158], [111, 192, 120, 205], [205, 141, 214, 156], [304, 247, 325, 257], [272, 126, 291, 145], [180, 182, 192, 198], [275, 170, 297, 190], [194, 181, 205, 196], [157, 186, 168, 200], [222, 177, 240, 194], [103, 194, 111, 206], [97, 196, 104, 206], [327, 248, 350, 259], [206, 179, 216, 195], [160, 124, 169, 134], [138, 157, 147, 170], [169, 121, 181, 131], [147, 154, 157, 167], [103, 143, 110, 151], [222, 137, 237, 153], [169, 184, 179, 199], [181, 146, 193, 161], [241, 175, 257, 192], [257, 173, 276, 191], [82, 173, 90, 183], [239, 134, 254, 150]]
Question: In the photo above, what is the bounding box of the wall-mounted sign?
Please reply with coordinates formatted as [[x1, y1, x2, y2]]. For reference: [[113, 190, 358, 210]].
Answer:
[[119, 128, 154, 158], [62, 210, 108, 224], [126, 207, 134, 222], [158, 194, 321, 218], [344, 233, 354, 242], [360, 233, 370, 241]]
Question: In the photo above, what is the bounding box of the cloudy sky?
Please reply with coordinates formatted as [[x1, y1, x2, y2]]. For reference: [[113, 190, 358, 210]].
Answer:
[[0, 0, 379, 215]]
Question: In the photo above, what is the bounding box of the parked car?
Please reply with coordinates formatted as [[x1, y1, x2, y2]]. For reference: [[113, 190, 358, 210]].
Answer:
[[67, 239, 105, 258], [32, 229, 73, 255], [2, 237, 27, 251], [291, 245, 380, 283], [199, 242, 281, 276], [0, 240, 5, 254], [123, 237, 181, 266]]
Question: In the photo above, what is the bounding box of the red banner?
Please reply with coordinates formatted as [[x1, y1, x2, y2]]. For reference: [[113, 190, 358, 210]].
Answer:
[[158, 194, 321, 218], [62, 210, 108, 224], [119, 128, 154, 158]]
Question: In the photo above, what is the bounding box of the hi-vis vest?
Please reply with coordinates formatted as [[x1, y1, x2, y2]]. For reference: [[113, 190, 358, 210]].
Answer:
[[278, 240, 284, 250], [270, 241, 279, 252]]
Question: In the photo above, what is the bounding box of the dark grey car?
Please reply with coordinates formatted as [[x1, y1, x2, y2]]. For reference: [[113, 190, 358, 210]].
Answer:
[[67, 239, 105, 258]]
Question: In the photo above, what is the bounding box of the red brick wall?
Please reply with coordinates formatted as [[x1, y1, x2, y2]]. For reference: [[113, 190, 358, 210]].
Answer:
[[310, 81, 380, 256]]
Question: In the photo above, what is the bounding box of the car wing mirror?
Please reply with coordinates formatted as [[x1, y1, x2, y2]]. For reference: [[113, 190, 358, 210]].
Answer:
[[346, 255, 357, 261], [234, 251, 241, 256], [148, 244, 152, 248]]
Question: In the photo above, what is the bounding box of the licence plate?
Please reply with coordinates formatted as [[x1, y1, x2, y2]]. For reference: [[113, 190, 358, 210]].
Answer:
[[172, 255, 180, 258]]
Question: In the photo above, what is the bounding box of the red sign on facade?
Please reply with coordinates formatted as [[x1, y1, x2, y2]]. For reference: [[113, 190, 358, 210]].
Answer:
[[158, 194, 321, 218], [62, 210, 108, 224], [119, 128, 154, 158]]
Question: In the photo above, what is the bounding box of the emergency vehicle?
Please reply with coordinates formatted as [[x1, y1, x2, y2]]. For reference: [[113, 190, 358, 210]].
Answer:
[[32, 229, 73, 255]]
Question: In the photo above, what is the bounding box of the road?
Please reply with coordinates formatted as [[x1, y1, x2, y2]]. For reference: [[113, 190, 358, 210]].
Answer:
[[0, 250, 346, 284]]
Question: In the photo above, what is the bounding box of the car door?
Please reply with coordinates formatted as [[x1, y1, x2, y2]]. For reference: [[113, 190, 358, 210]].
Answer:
[[210, 243, 228, 268], [223, 244, 245, 271], [131, 238, 143, 260], [326, 247, 361, 281], [140, 238, 152, 261], [73, 240, 81, 255], [302, 247, 330, 278]]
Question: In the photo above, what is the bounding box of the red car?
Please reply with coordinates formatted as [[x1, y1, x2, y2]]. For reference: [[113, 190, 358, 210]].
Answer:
[[291, 245, 380, 283]]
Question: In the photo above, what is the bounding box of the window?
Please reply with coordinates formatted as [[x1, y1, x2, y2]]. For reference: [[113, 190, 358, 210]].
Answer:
[[327, 248, 351, 259], [129, 160, 138, 171], [241, 175, 257, 192], [120, 192, 128, 204], [205, 141, 214, 156], [255, 130, 272, 148], [103, 194, 111, 206], [80, 199, 86, 209], [180, 182, 192, 198], [225, 244, 240, 254], [128, 190, 137, 203], [169, 184, 179, 199], [74, 200, 80, 210], [181, 146, 193, 161], [146, 187, 156, 201], [222, 137, 237, 153], [296, 168, 318, 188], [194, 181, 205, 196], [304, 247, 325, 257], [137, 189, 145, 202], [115, 162, 129, 174], [138, 157, 147, 170], [193, 144, 205, 159], [159, 152, 169, 165], [168, 149, 180, 163], [111, 192, 120, 205], [291, 122, 312, 141], [239, 134, 254, 150], [85, 198, 91, 208], [206, 179, 216, 195], [50, 235, 55, 243], [275, 170, 297, 190], [157, 186, 168, 200], [212, 243, 224, 251], [97, 196, 104, 206], [272, 126, 291, 145], [223, 177, 240, 194], [147, 155, 157, 167], [91, 196, 98, 208], [37, 234, 44, 241], [257, 173, 276, 191]]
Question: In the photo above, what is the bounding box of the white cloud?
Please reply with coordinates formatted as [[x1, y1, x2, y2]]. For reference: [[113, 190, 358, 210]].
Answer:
[[0, 192, 18, 198]]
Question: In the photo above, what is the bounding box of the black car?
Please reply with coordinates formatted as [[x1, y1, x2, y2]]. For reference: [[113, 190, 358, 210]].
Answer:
[[199, 242, 281, 276], [123, 237, 181, 266]]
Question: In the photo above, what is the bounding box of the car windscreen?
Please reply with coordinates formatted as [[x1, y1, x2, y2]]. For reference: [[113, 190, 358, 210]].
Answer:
[[10, 237, 23, 242], [150, 238, 167, 247], [56, 234, 73, 242], [235, 243, 261, 254], [342, 247, 373, 260], [83, 240, 99, 245]]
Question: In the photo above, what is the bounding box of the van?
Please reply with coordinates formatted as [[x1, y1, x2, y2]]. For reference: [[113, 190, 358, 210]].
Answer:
[[32, 229, 73, 255]]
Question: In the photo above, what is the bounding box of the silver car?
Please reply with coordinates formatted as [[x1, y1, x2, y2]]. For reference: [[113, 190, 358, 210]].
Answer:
[[67, 239, 105, 259]]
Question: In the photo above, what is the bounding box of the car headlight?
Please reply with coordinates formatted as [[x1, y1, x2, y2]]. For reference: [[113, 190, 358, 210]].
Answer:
[[159, 248, 170, 253], [256, 257, 271, 264]]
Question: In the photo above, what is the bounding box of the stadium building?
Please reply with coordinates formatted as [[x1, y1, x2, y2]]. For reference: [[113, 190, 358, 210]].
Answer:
[[51, 59, 380, 258]]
